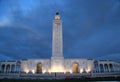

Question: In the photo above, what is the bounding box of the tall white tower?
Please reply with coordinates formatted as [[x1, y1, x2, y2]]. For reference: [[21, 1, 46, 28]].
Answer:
[[51, 12, 64, 72], [52, 12, 63, 57]]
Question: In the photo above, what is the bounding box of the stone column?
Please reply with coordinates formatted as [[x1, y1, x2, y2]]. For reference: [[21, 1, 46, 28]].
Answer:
[[103, 64, 105, 73], [16, 65, 18, 73], [18, 66, 20, 73], [0, 64, 1, 72], [109, 64, 112, 72], [98, 64, 100, 73], [112, 64, 115, 72], [0, 64, 2, 73], [116, 65, 118, 72], [14, 65, 16, 73], [114, 65, 116, 72], [4, 64, 6, 73], [108, 64, 110, 72], [9, 65, 11, 73], [119, 66, 120, 72]]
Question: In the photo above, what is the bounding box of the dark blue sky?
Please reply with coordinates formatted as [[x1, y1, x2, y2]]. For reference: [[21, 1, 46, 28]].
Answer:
[[0, 0, 120, 62]]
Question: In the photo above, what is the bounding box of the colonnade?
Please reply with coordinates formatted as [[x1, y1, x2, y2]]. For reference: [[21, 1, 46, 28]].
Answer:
[[94, 63, 120, 73], [0, 63, 21, 73]]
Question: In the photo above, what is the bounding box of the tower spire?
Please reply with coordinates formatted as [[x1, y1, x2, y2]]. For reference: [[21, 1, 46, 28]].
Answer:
[[55, 12, 60, 20]]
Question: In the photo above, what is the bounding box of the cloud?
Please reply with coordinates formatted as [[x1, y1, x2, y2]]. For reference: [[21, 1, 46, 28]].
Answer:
[[0, 26, 51, 60], [0, 54, 13, 60], [0, 0, 120, 62], [0, 16, 11, 27], [95, 53, 120, 62]]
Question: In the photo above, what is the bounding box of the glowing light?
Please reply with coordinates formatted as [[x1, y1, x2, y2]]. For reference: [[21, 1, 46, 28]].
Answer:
[[69, 70, 72, 73], [32, 70, 35, 74], [80, 69, 83, 73], [51, 67, 64, 72], [55, 15, 60, 20], [42, 70, 46, 74], [48, 69, 51, 73], [64, 70, 66, 74], [86, 68, 91, 73], [51, 65, 65, 72], [25, 69, 29, 73]]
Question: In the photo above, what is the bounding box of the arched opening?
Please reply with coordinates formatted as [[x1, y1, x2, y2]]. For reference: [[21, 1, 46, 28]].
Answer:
[[104, 64, 109, 72], [1, 64, 5, 73], [36, 63, 42, 74], [6, 64, 10, 73], [11, 64, 15, 73], [109, 64, 113, 72], [72, 62, 79, 73], [94, 61, 99, 73], [100, 64, 104, 72], [16, 61, 21, 73]]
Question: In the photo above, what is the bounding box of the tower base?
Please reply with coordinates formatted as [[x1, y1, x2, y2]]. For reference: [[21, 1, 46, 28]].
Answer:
[[51, 57, 65, 72]]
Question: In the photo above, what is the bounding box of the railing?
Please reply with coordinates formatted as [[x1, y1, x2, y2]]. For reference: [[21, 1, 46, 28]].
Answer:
[[0, 72, 120, 79]]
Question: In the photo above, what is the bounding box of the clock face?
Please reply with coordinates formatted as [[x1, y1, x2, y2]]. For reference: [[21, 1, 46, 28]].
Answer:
[[54, 23, 61, 27]]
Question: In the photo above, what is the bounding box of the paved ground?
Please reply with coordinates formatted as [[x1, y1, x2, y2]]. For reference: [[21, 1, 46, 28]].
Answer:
[[0, 77, 120, 82]]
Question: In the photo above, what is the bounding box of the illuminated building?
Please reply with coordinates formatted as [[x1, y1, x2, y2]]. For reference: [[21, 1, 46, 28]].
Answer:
[[0, 12, 120, 74]]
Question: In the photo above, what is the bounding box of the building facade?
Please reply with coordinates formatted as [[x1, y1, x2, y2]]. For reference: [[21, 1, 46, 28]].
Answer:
[[0, 12, 120, 74]]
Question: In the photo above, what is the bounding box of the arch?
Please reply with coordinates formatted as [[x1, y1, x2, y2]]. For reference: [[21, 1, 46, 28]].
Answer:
[[72, 62, 79, 73], [16, 61, 21, 73], [11, 64, 15, 73], [94, 60, 99, 73], [113, 64, 116, 72], [109, 64, 113, 72], [6, 64, 10, 73], [36, 63, 42, 74], [104, 64, 109, 72], [1, 64, 5, 73], [100, 64, 104, 72]]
